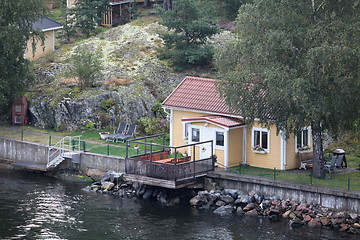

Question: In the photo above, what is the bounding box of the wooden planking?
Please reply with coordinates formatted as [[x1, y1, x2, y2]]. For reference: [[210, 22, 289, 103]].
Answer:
[[124, 174, 177, 188], [123, 174, 206, 189]]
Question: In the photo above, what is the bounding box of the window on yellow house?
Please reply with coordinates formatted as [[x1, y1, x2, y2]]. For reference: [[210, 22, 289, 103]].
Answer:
[[296, 128, 310, 151], [252, 128, 269, 152], [216, 131, 224, 146]]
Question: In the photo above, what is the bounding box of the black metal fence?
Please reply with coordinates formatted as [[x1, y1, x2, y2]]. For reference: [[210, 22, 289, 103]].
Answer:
[[125, 134, 215, 181]]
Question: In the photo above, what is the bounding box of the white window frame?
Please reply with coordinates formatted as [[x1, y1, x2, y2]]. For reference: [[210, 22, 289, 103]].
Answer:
[[183, 122, 190, 140], [251, 127, 270, 153], [295, 127, 310, 152], [215, 130, 225, 150]]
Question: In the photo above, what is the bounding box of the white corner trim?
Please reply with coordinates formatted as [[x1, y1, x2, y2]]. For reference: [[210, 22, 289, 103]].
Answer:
[[224, 130, 229, 168], [169, 109, 173, 147], [242, 127, 247, 164], [52, 30, 55, 51]]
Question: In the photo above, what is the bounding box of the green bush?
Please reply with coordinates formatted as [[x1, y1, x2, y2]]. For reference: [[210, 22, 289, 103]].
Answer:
[[137, 117, 169, 135], [100, 98, 116, 110]]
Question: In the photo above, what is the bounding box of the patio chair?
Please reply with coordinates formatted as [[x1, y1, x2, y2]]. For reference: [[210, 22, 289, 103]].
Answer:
[[324, 156, 337, 173], [335, 155, 344, 170], [106, 123, 128, 142], [115, 124, 137, 142]]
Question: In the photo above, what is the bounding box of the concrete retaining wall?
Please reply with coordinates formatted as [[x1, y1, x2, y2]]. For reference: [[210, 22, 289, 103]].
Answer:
[[80, 152, 124, 173], [0, 137, 125, 173], [207, 171, 360, 213], [0, 137, 48, 164]]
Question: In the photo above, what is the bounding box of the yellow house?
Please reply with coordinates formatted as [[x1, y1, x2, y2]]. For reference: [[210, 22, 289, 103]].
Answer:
[[67, 0, 76, 8], [25, 15, 63, 61], [162, 76, 312, 170]]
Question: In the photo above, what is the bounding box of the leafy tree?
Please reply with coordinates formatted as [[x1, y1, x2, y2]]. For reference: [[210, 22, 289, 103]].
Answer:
[[223, 0, 252, 21], [216, 0, 360, 178], [0, 0, 45, 116], [158, 0, 220, 70], [71, 45, 103, 89], [68, 0, 108, 37]]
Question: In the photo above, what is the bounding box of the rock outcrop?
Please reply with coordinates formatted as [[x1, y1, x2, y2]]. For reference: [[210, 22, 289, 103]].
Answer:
[[29, 88, 156, 131], [29, 21, 225, 130]]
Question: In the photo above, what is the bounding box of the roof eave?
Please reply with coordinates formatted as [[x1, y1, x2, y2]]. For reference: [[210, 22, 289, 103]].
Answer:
[[41, 26, 63, 32]]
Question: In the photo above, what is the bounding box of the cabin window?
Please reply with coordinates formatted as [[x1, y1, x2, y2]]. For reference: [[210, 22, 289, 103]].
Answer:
[[15, 105, 22, 113], [252, 128, 269, 152], [191, 128, 200, 142], [296, 128, 310, 151], [14, 116, 22, 124], [216, 131, 224, 146]]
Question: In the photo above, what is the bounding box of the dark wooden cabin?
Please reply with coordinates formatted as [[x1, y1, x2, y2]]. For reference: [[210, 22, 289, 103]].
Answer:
[[102, 0, 132, 27]]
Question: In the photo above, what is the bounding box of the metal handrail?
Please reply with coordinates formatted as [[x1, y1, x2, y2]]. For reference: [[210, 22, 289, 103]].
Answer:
[[47, 136, 81, 167]]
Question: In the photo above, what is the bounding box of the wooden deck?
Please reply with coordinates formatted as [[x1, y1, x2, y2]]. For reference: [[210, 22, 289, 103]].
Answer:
[[123, 174, 206, 189]]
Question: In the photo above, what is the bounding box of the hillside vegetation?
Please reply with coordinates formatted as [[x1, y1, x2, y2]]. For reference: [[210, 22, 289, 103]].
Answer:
[[27, 12, 230, 131]]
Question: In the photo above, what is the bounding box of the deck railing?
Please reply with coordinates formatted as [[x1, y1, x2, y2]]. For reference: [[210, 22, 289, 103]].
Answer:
[[125, 134, 215, 182]]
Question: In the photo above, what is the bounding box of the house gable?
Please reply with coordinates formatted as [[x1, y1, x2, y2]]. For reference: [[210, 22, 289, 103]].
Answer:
[[162, 76, 241, 117], [25, 15, 63, 61]]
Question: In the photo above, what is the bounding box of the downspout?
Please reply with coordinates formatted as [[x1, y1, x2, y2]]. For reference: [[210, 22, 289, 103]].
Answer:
[[242, 127, 247, 164], [280, 130, 286, 170]]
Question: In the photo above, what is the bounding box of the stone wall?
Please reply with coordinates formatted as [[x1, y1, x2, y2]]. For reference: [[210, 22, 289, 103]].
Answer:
[[207, 171, 360, 213], [0, 137, 124, 176]]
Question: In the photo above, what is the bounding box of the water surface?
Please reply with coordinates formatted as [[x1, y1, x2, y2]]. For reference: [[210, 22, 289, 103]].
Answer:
[[0, 169, 357, 240]]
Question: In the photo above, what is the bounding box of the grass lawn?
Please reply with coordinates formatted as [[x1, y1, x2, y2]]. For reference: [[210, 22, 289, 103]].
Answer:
[[1, 123, 358, 191], [0, 124, 169, 158], [230, 163, 360, 191]]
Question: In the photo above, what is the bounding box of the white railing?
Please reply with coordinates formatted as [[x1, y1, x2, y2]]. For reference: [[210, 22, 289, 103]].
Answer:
[[47, 136, 81, 168]]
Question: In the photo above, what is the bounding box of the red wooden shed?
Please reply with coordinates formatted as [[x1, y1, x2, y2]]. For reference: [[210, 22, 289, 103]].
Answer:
[[12, 96, 29, 125]]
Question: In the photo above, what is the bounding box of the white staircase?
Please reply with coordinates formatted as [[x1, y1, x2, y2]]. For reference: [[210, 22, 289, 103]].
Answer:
[[47, 136, 81, 168]]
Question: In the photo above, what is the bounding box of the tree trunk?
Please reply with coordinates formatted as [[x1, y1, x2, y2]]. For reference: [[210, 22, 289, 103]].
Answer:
[[144, 0, 149, 8], [163, 0, 173, 10], [311, 123, 325, 178]]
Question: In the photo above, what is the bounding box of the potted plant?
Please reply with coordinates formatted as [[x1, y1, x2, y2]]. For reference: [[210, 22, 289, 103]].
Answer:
[[298, 146, 310, 152], [252, 145, 266, 153], [99, 131, 109, 139]]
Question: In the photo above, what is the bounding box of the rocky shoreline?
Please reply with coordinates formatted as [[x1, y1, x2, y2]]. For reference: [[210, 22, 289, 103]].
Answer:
[[84, 171, 196, 206], [86, 171, 360, 234], [189, 189, 360, 234]]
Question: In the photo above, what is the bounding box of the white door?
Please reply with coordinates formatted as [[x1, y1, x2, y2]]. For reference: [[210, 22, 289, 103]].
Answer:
[[200, 128, 213, 159]]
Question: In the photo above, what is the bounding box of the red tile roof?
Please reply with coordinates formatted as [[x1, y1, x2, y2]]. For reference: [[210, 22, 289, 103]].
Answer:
[[162, 76, 240, 116], [182, 116, 245, 128]]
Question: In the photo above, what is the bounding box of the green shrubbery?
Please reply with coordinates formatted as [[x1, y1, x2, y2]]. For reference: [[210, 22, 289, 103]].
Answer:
[[137, 117, 169, 135]]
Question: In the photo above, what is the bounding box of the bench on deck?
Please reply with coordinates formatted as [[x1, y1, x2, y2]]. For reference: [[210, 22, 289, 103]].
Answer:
[[139, 152, 191, 164], [155, 156, 191, 164], [298, 151, 313, 170]]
